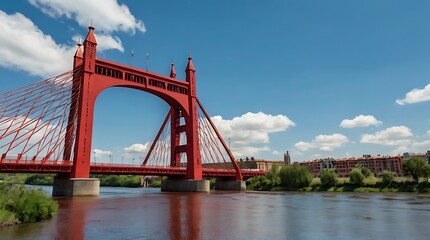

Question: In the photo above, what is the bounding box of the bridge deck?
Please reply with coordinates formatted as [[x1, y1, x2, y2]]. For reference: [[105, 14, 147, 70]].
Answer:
[[0, 160, 264, 178]]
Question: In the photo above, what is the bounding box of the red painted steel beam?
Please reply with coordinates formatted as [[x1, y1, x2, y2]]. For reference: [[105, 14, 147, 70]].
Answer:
[[0, 161, 265, 177]]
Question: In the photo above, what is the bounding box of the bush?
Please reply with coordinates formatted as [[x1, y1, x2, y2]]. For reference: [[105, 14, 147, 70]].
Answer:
[[350, 168, 364, 186], [0, 183, 58, 226], [279, 165, 313, 190], [25, 174, 54, 185], [99, 175, 142, 187], [246, 176, 273, 191], [0, 209, 19, 226], [320, 169, 337, 187], [381, 171, 395, 187]]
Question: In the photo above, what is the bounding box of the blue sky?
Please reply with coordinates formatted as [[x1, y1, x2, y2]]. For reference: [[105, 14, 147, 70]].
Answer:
[[0, 1, 429, 164]]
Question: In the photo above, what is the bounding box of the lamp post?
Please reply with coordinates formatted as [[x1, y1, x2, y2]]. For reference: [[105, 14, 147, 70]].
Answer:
[[93, 150, 96, 164]]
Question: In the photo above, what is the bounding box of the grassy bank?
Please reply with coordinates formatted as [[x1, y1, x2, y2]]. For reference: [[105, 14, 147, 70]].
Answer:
[[306, 177, 430, 193], [0, 178, 58, 227], [248, 175, 430, 193], [246, 163, 430, 193]]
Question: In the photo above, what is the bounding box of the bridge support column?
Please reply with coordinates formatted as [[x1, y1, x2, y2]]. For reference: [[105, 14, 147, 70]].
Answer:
[[214, 179, 246, 191], [52, 176, 100, 197], [161, 179, 210, 192]]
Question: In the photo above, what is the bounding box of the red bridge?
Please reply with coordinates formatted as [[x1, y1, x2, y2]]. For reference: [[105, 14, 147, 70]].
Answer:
[[0, 26, 264, 195]]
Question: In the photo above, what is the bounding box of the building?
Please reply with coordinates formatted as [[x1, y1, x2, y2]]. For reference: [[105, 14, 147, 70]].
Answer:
[[236, 151, 291, 171], [299, 158, 336, 177], [403, 151, 430, 164], [300, 155, 403, 177], [335, 155, 402, 177], [237, 157, 286, 171]]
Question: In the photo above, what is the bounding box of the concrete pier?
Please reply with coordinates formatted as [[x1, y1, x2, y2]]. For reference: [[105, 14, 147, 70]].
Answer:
[[161, 179, 210, 192], [215, 180, 246, 191], [52, 177, 100, 197]]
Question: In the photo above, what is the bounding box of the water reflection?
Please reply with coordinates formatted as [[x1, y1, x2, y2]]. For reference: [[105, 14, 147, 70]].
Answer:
[[1, 188, 430, 240], [53, 198, 98, 240], [167, 193, 201, 240]]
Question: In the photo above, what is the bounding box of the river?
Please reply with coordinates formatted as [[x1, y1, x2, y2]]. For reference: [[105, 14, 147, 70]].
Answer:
[[0, 186, 429, 240]]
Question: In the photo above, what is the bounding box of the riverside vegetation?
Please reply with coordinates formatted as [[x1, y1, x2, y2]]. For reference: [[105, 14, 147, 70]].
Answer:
[[246, 156, 430, 193], [0, 173, 162, 188], [0, 176, 58, 227]]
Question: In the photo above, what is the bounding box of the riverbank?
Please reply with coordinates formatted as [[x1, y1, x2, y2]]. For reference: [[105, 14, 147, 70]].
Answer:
[[0, 174, 162, 188], [0, 181, 58, 227], [247, 175, 430, 193]]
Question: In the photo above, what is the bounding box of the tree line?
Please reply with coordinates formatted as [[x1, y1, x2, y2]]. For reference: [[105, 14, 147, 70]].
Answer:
[[247, 156, 430, 192]]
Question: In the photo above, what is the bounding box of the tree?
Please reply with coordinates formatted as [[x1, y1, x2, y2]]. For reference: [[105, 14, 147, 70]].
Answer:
[[403, 156, 430, 182], [320, 169, 337, 187], [350, 168, 364, 186], [360, 167, 373, 178], [279, 164, 313, 190], [266, 164, 281, 186], [381, 170, 395, 187]]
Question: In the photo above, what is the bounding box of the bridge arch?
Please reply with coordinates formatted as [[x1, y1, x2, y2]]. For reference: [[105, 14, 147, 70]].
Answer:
[[67, 26, 242, 181]]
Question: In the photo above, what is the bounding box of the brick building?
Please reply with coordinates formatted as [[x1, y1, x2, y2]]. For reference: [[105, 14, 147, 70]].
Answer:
[[300, 155, 403, 177]]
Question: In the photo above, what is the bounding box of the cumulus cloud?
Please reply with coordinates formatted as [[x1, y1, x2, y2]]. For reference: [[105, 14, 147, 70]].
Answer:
[[0, 11, 75, 77], [396, 83, 430, 105], [212, 112, 295, 145], [72, 34, 124, 52], [93, 148, 112, 156], [0, 11, 128, 77], [233, 146, 271, 158], [361, 126, 430, 155], [211, 112, 295, 157], [28, 0, 145, 34], [360, 126, 413, 145], [392, 140, 430, 155], [272, 150, 282, 156], [123, 142, 150, 155], [295, 133, 349, 152], [340, 115, 382, 128]]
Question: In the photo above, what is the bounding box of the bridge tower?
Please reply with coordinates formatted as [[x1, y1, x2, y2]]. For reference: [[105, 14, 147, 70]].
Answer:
[[53, 26, 100, 196], [51, 26, 244, 196]]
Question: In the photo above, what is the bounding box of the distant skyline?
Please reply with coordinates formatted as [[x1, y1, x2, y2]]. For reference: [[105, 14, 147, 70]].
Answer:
[[0, 1, 429, 164]]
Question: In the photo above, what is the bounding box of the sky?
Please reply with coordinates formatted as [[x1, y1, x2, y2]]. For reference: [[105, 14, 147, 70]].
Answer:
[[0, 1, 429, 164]]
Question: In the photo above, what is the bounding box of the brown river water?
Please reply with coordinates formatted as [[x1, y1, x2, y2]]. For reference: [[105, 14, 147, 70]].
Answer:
[[1, 186, 429, 240]]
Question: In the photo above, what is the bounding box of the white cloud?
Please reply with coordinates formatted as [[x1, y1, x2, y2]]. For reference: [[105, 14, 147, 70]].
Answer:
[[360, 126, 413, 145], [295, 133, 349, 152], [73, 34, 124, 52], [28, 0, 145, 34], [212, 112, 295, 145], [427, 130, 430, 136], [295, 141, 314, 151], [211, 112, 295, 157], [340, 115, 382, 128], [93, 148, 112, 156], [0, 11, 129, 77], [95, 34, 124, 52], [272, 150, 282, 156], [361, 126, 430, 155], [233, 146, 270, 158], [123, 143, 150, 154], [0, 11, 75, 77], [392, 140, 430, 155], [396, 83, 430, 105]]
